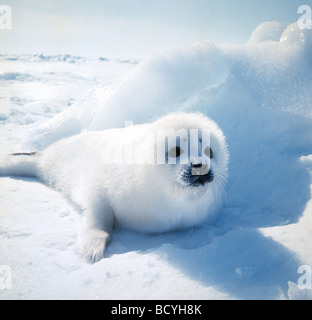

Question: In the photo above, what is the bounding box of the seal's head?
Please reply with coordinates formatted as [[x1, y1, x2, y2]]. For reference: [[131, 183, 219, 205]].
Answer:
[[114, 112, 229, 233], [152, 112, 229, 199]]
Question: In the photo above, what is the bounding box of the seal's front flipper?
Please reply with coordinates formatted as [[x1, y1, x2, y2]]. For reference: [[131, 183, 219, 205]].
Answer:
[[77, 195, 114, 263], [77, 227, 112, 263]]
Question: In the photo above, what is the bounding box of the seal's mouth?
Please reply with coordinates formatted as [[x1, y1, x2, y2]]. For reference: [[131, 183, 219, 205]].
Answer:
[[179, 167, 214, 187]]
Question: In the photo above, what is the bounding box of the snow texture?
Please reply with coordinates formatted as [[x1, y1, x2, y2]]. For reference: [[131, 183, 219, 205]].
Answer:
[[1, 21, 312, 300]]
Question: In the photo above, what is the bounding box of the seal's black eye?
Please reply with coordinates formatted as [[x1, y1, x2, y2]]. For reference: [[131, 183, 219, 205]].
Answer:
[[204, 146, 214, 159], [169, 147, 183, 158]]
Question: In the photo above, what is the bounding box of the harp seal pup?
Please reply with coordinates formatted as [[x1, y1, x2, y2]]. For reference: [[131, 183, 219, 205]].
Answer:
[[0, 112, 229, 262]]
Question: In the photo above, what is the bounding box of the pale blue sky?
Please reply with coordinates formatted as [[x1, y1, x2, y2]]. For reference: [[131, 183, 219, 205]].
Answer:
[[0, 0, 307, 58]]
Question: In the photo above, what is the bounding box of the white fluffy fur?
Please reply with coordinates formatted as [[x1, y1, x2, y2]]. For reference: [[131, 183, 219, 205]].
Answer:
[[0, 112, 229, 262]]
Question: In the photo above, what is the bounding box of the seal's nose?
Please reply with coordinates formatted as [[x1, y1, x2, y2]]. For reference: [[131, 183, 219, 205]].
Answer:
[[191, 162, 209, 176], [191, 163, 202, 168]]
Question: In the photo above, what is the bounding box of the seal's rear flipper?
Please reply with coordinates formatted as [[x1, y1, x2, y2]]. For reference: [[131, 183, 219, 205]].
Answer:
[[10, 151, 38, 156], [0, 151, 40, 178]]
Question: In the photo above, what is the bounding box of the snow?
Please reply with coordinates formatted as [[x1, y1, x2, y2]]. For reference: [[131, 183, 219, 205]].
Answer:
[[1, 21, 312, 300]]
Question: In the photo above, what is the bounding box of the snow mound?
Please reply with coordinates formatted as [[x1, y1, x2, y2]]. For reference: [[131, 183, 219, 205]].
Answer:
[[26, 21, 312, 148], [248, 21, 287, 43], [88, 41, 229, 130]]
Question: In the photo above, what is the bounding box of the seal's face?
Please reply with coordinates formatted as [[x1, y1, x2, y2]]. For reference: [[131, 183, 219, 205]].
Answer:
[[150, 113, 229, 198], [162, 127, 228, 196], [168, 144, 214, 187]]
